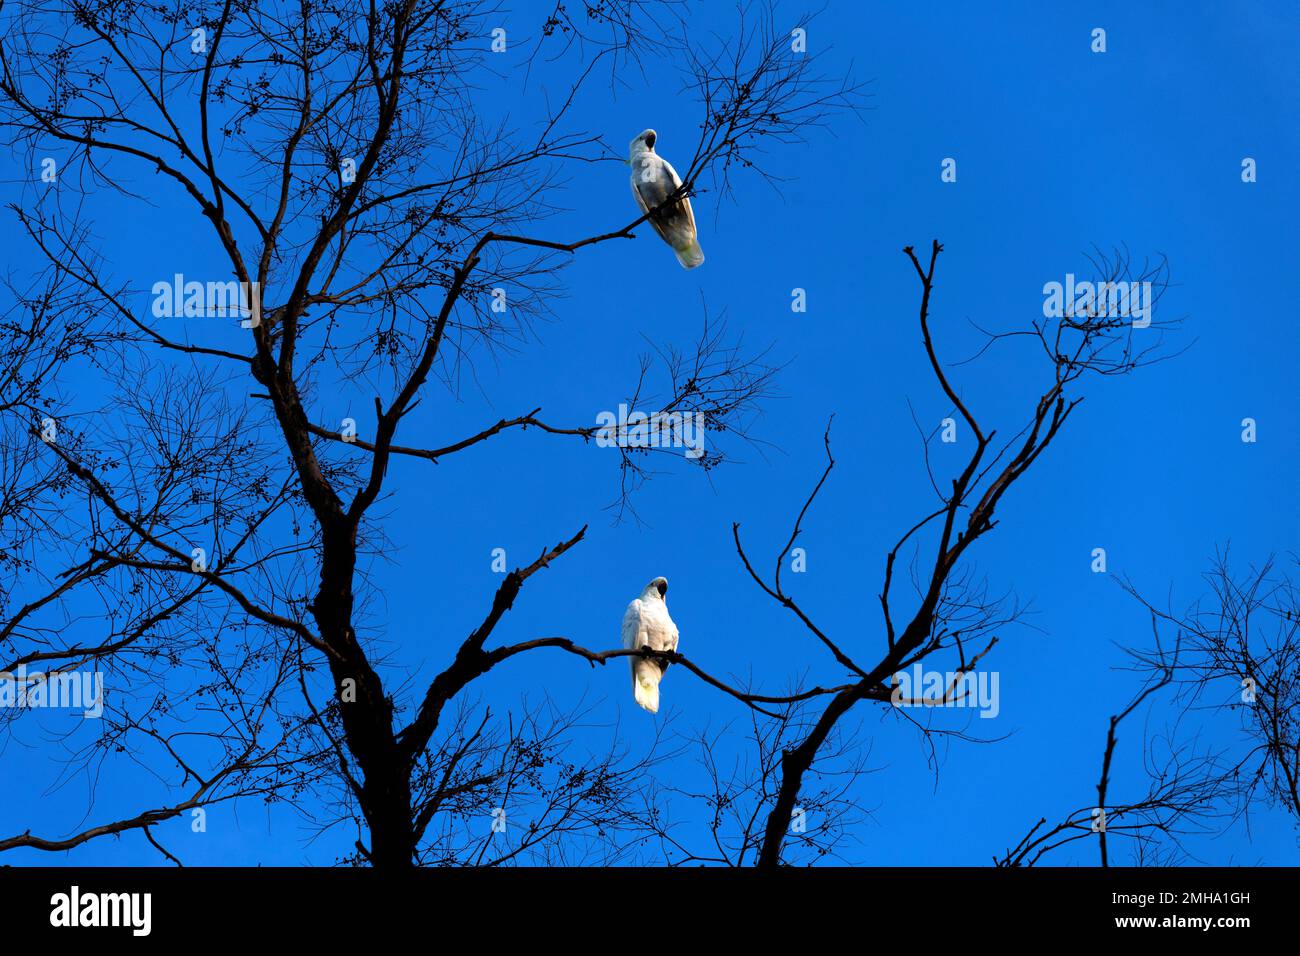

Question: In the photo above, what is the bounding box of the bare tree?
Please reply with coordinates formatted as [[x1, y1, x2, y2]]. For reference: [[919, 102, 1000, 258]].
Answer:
[[997, 625, 1234, 866], [1122, 551, 1300, 825], [0, 0, 861, 867], [731, 241, 1178, 867]]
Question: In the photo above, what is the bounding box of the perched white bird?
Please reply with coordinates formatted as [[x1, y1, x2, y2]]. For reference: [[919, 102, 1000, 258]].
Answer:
[[628, 129, 704, 269], [621, 576, 679, 713]]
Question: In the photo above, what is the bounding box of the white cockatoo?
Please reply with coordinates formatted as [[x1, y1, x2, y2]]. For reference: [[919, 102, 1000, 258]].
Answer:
[[627, 129, 704, 269], [621, 576, 679, 713]]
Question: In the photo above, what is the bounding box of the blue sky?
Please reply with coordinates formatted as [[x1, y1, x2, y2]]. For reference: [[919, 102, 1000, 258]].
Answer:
[[4, 0, 1299, 866]]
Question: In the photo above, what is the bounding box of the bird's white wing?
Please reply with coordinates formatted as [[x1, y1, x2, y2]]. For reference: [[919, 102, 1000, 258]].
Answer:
[[621, 599, 646, 650], [657, 157, 699, 243], [630, 155, 698, 252], [624, 597, 665, 713]]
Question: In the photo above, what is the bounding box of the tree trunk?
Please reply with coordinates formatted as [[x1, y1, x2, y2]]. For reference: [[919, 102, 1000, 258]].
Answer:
[[314, 525, 414, 868]]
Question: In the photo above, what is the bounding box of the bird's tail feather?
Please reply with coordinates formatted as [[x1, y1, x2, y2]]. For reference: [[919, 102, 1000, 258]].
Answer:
[[632, 662, 661, 714], [674, 239, 704, 270]]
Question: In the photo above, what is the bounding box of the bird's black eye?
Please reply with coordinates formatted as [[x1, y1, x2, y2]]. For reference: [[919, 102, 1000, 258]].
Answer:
[[644, 132, 656, 148], [656, 580, 667, 597]]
